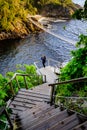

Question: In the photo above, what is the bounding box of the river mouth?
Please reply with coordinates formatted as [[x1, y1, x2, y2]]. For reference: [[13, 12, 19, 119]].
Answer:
[[1, 19, 87, 76], [0, 32, 75, 76]]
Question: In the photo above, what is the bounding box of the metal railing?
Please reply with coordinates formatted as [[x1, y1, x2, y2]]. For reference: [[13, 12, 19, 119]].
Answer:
[[49, 77, 87, 106]]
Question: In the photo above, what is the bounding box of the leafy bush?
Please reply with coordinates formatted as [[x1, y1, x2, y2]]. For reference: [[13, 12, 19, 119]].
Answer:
[[0, 64, 43, 107], [57, 34, 87, 97]]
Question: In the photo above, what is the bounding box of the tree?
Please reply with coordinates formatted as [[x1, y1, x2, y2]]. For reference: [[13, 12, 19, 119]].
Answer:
[[84, 0, 87, 18], [73, 0, 87, 19], [59, 0, 87, 96]]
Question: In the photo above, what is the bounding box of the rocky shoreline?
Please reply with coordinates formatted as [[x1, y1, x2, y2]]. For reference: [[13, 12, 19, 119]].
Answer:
[[0, 17, 42, 41], [0, 3, 81, 41]]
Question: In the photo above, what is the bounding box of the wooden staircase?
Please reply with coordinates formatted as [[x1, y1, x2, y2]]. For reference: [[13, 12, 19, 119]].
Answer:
[[9, 83, 51, 121], [14, 102, 87, 130], [7, 82, 87, 130]]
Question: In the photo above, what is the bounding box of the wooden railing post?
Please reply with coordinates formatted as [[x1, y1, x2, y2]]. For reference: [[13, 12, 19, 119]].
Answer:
[[43, 75, 46, 83], [15, 76, 20, 89], [42, 75, 46, 83], [9, 81, 15, 96], [4, 109, 13, 129], [50, 85, 55, 105], [23, 76, 28, 89], [0, 107, 13, 129]]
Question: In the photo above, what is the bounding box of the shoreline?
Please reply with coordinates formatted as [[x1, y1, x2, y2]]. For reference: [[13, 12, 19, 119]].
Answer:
[[0, 15, 69, 41]]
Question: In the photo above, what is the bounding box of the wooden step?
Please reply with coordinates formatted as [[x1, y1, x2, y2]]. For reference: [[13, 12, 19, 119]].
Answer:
[[10, 100, 35, 109], [18, 90, 50, 100], [11, 102, 49, 121], [72, 120, 87, 130], [20, 88, 50, 95], [48, 113, 80, 130], [17, 109, 68, 130], [21, 83, 51, 96], [16, 94, 49, 102], [13, 97, 37, 105], [16, 106, 60, 129], [17, 102, 50, 118], [16, 104, 55, 126], [20, 89, 50, 96]]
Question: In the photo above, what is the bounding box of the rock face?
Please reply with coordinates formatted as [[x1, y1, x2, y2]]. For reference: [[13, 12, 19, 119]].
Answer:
[[0, 3, 81, 41], [39, 4, 81, 18], [0, 18, 41, 41]]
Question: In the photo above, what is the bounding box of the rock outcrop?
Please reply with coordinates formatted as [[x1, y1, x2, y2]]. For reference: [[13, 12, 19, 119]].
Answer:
[[39, 3, 81, 18], [0, 3, 81, 41], [0, 18, 41, 41]]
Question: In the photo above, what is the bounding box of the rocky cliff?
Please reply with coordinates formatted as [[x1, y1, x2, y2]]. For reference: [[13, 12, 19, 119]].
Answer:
[[0, 18, 41, 41], [0, 3, 81, 41], [39, 3, 81, 18]]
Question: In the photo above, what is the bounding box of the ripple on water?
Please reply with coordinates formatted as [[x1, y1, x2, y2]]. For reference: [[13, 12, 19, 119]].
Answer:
[[0, 19, 87, 75]]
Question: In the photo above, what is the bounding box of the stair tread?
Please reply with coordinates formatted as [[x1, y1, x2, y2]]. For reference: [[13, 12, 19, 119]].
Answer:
[[16, 105, 55, 125], [18, 90, 50, 99], [49, 113, 79, 130], [18, 109, 67, 130], [72, 120, 87, 130]]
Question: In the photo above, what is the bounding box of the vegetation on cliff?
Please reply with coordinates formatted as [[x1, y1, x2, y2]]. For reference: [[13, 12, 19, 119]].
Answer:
[[73, 0, 87, 19], [0, 0, 80, 40], [56, 0, 87, 114], [58, 0, 87, 97], [0, 64, 42, 107]]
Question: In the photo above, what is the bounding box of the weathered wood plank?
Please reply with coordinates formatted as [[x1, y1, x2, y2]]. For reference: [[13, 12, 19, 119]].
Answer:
[[18, 91, 50, 100], [16, 94, 50, 102], [9, 109, 23, 116], [9, 104, 28, 111], [13, 97, 38, 105], [59, 119, 80, 130], [11, 101, 35, 108], [10, 102, 48, 117], [72, 121, 87, 130], [17, 102, 50, 118], [16, 105, 54, 126], [49, 114, 79, 130], [39, 66, 58, 83], [20, 88, 50, 95], [20, 88, 51, 96], [21, 109, 67, 130]]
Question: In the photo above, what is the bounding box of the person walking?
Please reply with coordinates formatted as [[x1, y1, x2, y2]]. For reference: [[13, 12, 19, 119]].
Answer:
[[41, 56, 46, 68]]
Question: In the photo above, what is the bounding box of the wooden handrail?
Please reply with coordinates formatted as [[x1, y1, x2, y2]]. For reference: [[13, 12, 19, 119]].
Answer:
[[5, 73, 44, 97], [49, 77, 87, 105], [49, 77, 87, 86], [0, 107, 5, 115], [0, 73, 44, 129], [0, 107, 13, 129]]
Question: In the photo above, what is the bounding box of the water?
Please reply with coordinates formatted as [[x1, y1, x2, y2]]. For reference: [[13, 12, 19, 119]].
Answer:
[[72, 0, 85, 7], [0, 19, 87, 75]]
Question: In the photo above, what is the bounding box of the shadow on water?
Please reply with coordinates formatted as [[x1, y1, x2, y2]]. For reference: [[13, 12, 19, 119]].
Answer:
[[0, 34, 60, 75], [1, 19, 86, 76]]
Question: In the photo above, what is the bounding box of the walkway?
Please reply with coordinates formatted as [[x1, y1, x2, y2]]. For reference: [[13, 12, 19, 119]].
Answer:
[[39, 66, 58, 83], [7, 75, 87, 130], [9, 83, 51, 120]]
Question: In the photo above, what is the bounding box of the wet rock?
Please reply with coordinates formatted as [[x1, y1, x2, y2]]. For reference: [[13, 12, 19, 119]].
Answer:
[[0, 17, 42, 41]]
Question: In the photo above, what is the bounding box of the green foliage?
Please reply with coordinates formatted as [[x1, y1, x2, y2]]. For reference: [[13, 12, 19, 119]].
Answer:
[[0, 0, 74, 31], [0, 0, 37, 31], [0, 64, 43, 107], [0, 74, 8, 107], [72, 9, 83, 19], [73, 0, 87, 19], [58, 34, 87, 97]]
